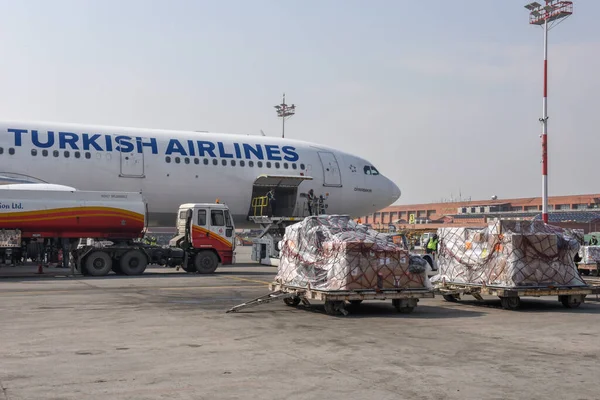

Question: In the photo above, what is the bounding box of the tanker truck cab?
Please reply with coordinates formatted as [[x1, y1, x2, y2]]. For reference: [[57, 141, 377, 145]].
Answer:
[[170, 203, 236, 274]]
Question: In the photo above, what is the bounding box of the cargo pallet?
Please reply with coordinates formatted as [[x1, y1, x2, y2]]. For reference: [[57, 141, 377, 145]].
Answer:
[[578, 263, 600, 276], [435, 282, 600, 310], [226, 282, 434, 316]]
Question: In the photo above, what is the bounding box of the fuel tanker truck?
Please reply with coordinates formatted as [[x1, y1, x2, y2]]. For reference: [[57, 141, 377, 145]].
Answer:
[[0, 187, 235, 276]]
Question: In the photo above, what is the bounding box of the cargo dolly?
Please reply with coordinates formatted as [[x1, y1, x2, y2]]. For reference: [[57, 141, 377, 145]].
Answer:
[[435, 281, 600, 310], [226, 282, 434, 316]]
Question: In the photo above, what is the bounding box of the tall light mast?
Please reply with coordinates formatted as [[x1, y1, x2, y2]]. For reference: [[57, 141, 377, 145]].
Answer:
[[274, 93, 296, 139], [524, 1, 573, 223]]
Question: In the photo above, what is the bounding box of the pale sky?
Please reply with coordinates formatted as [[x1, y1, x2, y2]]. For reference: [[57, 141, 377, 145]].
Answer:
[[0, 0, 598, 205]]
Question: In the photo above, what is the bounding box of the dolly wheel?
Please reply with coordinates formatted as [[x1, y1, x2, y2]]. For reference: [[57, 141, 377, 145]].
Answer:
[[324, 300, 346, 316], [442, 294, 459, 302], [559, 295, 583, 309], [392, 299, 415, 314], [500, 296, 521, 310], [283, 296, 301, 307]]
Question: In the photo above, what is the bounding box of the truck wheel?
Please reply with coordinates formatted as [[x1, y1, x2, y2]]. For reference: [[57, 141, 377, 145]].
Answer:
[[119, 250, 148, 275], [181, 263, 196, 273], [194, 251, 219, 274], [84, 251, 112, 276]]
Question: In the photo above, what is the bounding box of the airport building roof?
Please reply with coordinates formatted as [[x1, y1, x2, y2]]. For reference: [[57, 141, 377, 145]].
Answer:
[[531, 212, 600, 223], [359, 193, 600, 233]]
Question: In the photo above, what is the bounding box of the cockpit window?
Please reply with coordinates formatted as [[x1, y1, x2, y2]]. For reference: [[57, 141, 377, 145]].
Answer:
[[364, 165, 380, 176]]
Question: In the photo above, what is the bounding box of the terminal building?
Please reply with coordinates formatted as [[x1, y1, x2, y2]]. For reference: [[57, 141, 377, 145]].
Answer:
[[359, 193, 600, 233]]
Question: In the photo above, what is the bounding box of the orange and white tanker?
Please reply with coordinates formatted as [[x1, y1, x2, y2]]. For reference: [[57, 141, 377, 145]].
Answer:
[[0, 187, 146, 240], [0, 187, 235, 276]]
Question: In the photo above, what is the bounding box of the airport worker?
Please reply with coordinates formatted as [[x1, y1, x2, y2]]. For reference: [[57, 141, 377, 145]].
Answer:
[[426, 233, 439, 254], [591, 236, 598, 245], [307, 189, 315, 215], [267, 189, 277, 217]]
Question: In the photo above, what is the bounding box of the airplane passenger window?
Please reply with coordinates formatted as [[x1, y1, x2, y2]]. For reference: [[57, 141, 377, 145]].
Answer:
[[194, 158, 199, 165], [8, 148, 15, 155], [283, 163, 288, 169], [240, 160, 245, 167], [257, 161, 263, 168], [185, 157, 190, 164], [300, 163, 305, 170], [0, 147, 3, 154], [85, 152, 91, 159], [292, 163, 297, 170], [266, 162, 272, 168], [364, 166, 372, 175], [249, 161, 254, 167], [53, 150, 59, 157], [166, 156, 171, 163], [275, 162, 280, 169], [64, 151, 70, 158], [212, 159, 218, 166], [42, 150, 48, 157], [221, 160, 227, 166], [231, 160, 236, 166], [31, 149, 37, 156], [175, 157, 181, 164], [197, 209, 207, 226], [211, 210, 225, 226], [203, 158, 209, 165], [75, 151, 81, 159], [371, 166, 380, 175]]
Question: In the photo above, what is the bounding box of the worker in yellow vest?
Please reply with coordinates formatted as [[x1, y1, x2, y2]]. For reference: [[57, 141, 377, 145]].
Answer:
[[426, 234, 438, 254]]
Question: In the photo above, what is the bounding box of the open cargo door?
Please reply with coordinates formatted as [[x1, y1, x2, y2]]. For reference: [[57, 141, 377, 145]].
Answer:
[[249, 174, 313, 218]]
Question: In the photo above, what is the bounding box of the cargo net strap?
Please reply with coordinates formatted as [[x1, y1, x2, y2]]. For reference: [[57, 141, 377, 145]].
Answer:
[[431, 220, 587, 288], [275, 215, 431, 291]]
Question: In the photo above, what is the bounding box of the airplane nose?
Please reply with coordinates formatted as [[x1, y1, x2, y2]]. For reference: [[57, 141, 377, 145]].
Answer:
[[391, 180, 401, 202], [386, 177, 401, 203]]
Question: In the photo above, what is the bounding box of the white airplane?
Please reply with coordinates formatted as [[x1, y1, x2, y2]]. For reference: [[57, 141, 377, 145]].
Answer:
[[0, 121, 401, 228]]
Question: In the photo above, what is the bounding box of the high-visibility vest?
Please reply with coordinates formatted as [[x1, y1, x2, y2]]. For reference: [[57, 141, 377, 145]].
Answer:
[[427, 238, 438, 250]]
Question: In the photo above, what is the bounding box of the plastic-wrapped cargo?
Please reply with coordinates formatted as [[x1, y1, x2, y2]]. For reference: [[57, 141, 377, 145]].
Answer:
[[581, 246, 600, 264], [431, 219, 586, 287], [276, 215, 431, 291]]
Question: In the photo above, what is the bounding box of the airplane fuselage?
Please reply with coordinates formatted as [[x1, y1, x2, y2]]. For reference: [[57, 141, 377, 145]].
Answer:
[[0, 121, 401, 228]]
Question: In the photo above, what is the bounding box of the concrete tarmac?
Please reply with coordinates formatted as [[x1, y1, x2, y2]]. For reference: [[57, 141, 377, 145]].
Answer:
[[1, 247, 600, 400]]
